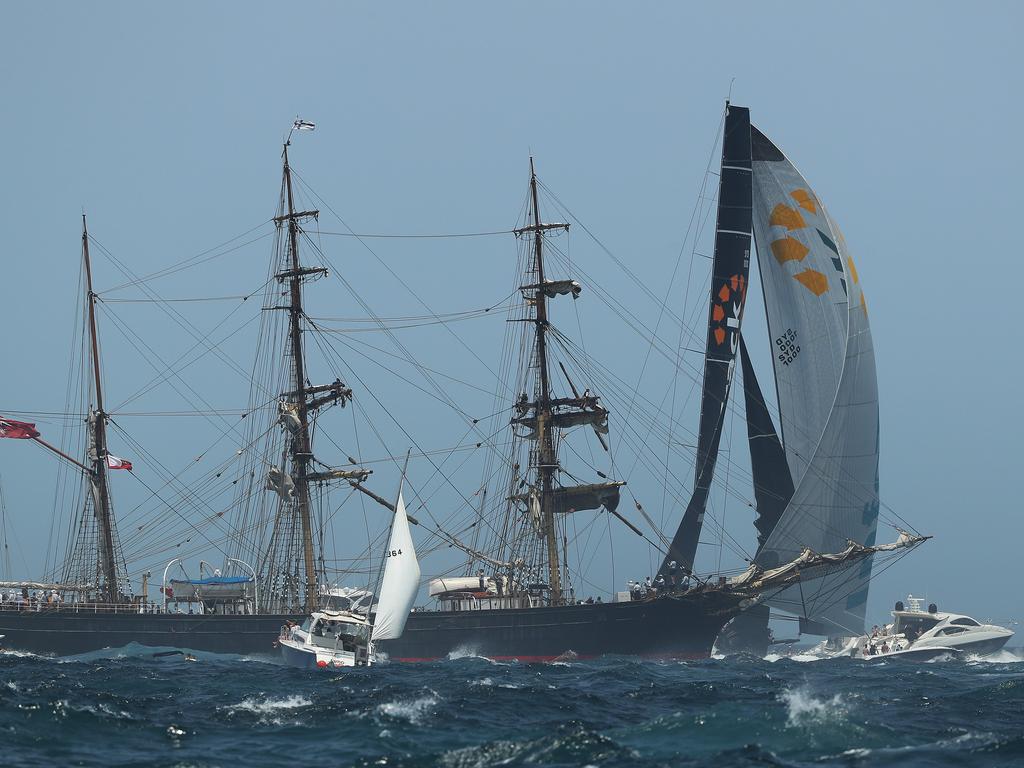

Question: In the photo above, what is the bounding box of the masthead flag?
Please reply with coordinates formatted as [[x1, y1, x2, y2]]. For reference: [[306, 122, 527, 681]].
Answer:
[[293, 119, 316, 131], [0, 417, 41, 440]]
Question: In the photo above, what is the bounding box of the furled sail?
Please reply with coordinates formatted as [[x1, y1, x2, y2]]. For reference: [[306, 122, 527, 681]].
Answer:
[[518, 279, 583, 299], [265, 465, 295, 501], [551, 482, 624, 514], [661, 103, 752, 574], [749, 125, 880, 635], [512, 407, 609, 437], [371, 486, 421, 641], [512, 481, 624, 515]]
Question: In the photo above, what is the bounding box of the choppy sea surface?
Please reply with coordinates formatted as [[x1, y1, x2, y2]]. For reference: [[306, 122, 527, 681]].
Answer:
[[1, 645, 1022, 767]]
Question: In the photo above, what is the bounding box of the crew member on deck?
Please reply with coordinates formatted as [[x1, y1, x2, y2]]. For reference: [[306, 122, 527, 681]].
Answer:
[[668, 560, 679, 588], [654, 574, 666, 595]]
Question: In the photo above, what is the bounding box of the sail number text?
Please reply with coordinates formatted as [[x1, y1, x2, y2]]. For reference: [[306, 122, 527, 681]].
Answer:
[[386, 549, 403, 557], [775, 328, 801, 366]]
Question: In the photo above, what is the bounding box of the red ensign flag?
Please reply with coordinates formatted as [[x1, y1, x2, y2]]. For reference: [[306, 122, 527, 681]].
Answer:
[[0, 418, 41, 440]]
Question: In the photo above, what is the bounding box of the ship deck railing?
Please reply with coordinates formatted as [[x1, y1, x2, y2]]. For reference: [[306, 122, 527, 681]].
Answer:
[[0, 601, 236, 615], [431, 594, 545, 612]]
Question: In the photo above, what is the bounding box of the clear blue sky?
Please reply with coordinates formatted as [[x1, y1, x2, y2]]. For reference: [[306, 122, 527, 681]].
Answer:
[[1, 2, 1021, 631]]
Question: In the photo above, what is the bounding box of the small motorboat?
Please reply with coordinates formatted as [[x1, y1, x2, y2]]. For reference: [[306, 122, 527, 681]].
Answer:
[[279, 473, 420, 669], [278, 609, 373, 668], [852, 595, 1013, 660]]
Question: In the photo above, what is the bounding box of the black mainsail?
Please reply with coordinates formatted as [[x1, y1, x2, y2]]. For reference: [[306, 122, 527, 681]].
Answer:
[[661, 103, 752, 575], [738, 337, 793, 550]]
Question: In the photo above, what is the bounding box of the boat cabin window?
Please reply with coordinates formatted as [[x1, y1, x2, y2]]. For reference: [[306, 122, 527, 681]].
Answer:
[[938, 626, 969, 635], [300, 618, 312, 632], [894, 615, 940, 637], [322, 595, 353, 612], [950, 617, 980, 627]]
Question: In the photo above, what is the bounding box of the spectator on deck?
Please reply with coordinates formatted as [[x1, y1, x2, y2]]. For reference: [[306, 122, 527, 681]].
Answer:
[[667, 560, 679, 588]]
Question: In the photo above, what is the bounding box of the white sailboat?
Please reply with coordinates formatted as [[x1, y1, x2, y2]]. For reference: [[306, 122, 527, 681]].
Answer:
[[278, 478, 420, 669]]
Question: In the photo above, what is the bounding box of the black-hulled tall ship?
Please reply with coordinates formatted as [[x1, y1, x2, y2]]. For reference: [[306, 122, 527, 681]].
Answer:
[[0, 108, 925, 658]]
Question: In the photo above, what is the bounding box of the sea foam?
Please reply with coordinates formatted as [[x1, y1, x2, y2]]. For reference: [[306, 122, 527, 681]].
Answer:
[[232, 694, 312, 713], [780, 686, 847, 728], [376, 693, 439, 725]]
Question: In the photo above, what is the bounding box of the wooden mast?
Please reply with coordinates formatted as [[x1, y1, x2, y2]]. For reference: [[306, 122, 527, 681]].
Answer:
[[527, 158, 563, 605], [81, 215, 120, 602], [281, 143, 319, 614]]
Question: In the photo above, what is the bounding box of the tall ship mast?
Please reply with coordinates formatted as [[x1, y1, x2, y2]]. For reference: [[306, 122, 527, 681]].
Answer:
[[79, 215, 129, 603], [0, 133, 368, 652], [499, 158, 624, 607], [377, 124, 925, 660], [37, 214, 132, 605], [222, 125, 382, 620], [254, 139, 366, 615]]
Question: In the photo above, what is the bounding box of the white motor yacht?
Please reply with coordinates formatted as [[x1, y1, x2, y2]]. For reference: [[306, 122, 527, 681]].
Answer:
[[853, 595, 1013, 659]]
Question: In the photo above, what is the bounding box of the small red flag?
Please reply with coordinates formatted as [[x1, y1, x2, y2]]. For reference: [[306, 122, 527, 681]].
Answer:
[[0, 417, 41, 440], [106, 454, 133, 471]]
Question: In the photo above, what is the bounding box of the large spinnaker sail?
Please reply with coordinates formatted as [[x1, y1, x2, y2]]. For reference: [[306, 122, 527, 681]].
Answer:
[[371, 487, 421, 641], [662, 103, 752, 575], [750, 125, 880, 635]]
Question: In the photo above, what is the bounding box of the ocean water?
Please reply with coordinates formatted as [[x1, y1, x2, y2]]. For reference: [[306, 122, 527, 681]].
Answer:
[[1, 645, 1022, 767]]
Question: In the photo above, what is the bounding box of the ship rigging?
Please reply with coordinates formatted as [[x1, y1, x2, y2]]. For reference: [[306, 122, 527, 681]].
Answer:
[[0, 106, 929, 658]]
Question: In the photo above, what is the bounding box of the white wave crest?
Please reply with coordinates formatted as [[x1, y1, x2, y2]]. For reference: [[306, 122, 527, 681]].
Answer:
[[765, 651, 827, 663], [470, 676, 521, 690], [446, 645, 488, 661], [780, 686, 847, 727], [0, 648, 44, 660], [836, 730, 1002, 759], [53, 699, 134, 720], [376, 694, 438, 725], [231, 694, 312, 714], [965, 649, 1024, 664]]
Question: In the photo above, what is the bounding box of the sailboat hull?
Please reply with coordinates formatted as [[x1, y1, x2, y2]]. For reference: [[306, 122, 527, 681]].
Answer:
[[0, 609, 300, 656], [379, 592, 744, 662], [0, 591, 744, 660]]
